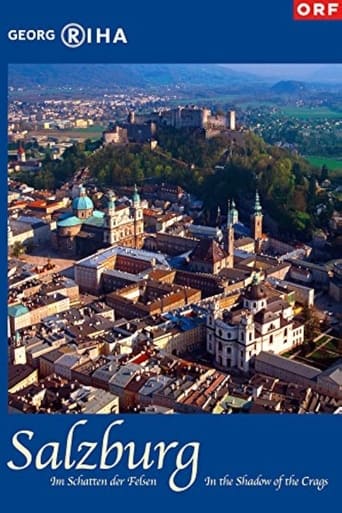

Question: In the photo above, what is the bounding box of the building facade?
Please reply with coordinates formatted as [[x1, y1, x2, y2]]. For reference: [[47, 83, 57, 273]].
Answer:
[[206, 276, 305, 372], [54, 185, 144, 257]]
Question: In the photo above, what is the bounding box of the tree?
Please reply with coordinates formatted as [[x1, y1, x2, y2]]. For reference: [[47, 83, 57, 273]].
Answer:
[[11, 241, 26, 258], [320, 164, 329, 182], [307, 175, 317, 210], [303, 306, 320, 342]]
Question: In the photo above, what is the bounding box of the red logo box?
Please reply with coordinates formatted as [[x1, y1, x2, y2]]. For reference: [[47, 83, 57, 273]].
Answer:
[[293, 0, 342, 19]]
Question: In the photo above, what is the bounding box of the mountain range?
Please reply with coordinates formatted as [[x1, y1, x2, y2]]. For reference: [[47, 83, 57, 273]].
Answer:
[[9, 64, 342, 97], [8, 64, 260, 90]]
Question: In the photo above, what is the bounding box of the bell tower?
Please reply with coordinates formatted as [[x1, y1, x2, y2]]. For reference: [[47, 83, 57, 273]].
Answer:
[[251, 191, 263, 250], [11, 331, 27, 365], [226, 200, 234, 268], [132, 184, 143, 248], [216, 205, 222, 228], [17, 142, 26, 163], [103, 192, 117, 245]]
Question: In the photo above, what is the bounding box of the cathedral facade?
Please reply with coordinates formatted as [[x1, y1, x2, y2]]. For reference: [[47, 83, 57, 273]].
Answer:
[[53, 185, 144, 257]]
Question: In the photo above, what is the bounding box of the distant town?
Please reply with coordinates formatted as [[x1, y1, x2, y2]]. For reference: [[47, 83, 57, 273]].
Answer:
[[8, 71, 342, 415]]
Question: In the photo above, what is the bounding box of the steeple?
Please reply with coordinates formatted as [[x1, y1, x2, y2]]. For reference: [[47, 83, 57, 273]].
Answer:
[[107, 191, 116, 212], [103, 191, 117, 245], [131, 184, 143, 249], [11, 331, 27, 365], [216, 205, 222, 227], [226, 198, 234, 268], [228, 198, 239, 225], [251, 190, 263, 249], [254, 191, 262, 215], [132, 184, 141, 207], [17, 141, 26, 163], [15, 331, 21, 345], [227, 199, 232, 226]]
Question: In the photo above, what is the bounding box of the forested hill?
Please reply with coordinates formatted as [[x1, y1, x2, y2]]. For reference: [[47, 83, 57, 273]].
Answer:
[[18, 127, 336, 241], [8, 64, 258, 91]]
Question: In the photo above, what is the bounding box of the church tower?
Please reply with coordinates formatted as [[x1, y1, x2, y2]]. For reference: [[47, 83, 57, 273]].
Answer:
[[226, 200, 234, 268], [17, 142, 26, 163], [103, 192, 117, 245], [229, 199, 239, 225], [131, 184, 144, 248], [11, 331, 27, 365], [216, 205, 222, 228], [251, 191, 263, 250]]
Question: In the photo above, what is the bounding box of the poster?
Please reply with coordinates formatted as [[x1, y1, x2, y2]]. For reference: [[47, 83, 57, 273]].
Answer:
[[2, 1, 341, 512]]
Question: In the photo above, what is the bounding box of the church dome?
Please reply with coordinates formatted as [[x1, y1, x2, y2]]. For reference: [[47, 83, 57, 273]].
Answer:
[[57, 216, 82, 228], [72, 188, 94, 211], [132, 184, 140, 203]]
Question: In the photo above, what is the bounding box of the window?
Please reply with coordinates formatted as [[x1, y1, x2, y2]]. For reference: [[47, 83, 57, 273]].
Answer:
[[228, 332, 231, 339], [269, 335, 273, 344], [240, 350, 243, 357], [226, 347, 231, 354], [208, 333, 212, 341], [218, 342, 222, 351], [253, 302, 256, 308], [249, 333, 252, 341], [218, 329, 222, 337], [284, 328, 288, 337], [240, 332, 244, 341]]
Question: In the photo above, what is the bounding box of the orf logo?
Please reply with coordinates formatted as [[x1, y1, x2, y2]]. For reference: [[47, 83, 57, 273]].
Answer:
[[293, 0, 342, 19]]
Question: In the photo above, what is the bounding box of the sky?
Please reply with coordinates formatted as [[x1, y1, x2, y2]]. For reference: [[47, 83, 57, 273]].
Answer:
[[220, 64, 342, 82]]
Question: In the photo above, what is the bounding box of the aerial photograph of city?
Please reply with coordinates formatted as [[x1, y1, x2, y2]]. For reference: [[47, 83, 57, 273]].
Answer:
[[7, 63, 342, 415]]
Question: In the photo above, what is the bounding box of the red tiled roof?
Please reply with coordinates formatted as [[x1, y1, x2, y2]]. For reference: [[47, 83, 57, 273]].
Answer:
[[191, 239, 227, 264]]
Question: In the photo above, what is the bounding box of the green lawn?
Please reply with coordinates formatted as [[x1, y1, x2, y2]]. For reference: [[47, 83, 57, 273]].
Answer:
[[309, 345, 340, 367], [281, 106, 341, 119], [305, 156, 342, 173], [314, 335, 331, 344], [70, 125, 105, 133], [325, 338, 342, 354], [282, 348, 299, 358]]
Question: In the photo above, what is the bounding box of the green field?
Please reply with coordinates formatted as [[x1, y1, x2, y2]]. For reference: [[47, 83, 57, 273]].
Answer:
[[305, 156, 342, 172], [29, 125, 105, 141], [70, 125, 105, 133], [281, 106, 342, 119]]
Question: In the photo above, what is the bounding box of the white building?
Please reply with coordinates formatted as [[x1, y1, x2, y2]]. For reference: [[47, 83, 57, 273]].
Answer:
[[206, 276, 305, 372]]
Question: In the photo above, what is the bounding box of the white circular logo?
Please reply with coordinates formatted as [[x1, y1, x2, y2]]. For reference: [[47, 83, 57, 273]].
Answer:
[[60, 23, 86, 48]]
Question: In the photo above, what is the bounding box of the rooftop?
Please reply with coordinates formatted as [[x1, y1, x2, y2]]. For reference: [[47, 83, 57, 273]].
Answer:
[[76, 245, 170, 269], [191, 239, 227, 264], [256, 352, 320, 380]]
